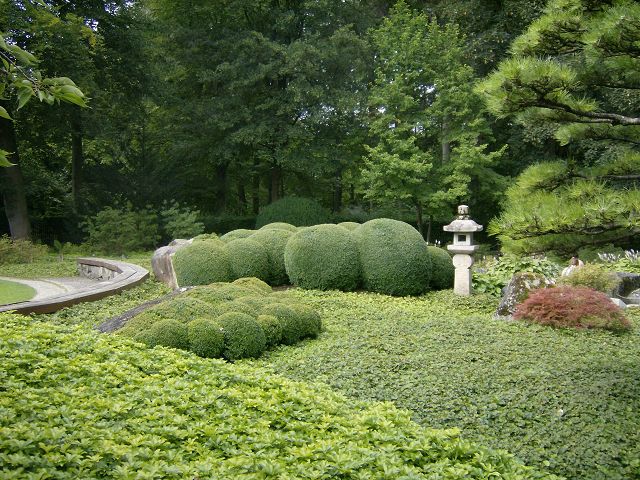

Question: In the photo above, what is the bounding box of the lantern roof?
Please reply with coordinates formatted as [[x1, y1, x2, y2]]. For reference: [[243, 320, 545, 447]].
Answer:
[[443, 205, 483, 233]]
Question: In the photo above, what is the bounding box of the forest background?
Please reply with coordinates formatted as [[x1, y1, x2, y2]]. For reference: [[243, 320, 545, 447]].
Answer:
[[1, 0, 638, 257]]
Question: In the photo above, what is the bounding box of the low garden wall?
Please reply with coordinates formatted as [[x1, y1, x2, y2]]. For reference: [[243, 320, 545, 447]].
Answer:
[[0, 257, 149, 315]]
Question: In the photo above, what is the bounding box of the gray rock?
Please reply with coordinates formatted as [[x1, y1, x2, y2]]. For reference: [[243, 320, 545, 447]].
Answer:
[[609, 297, 627, 310], [151, 239, 192, 290], [495, 272, 554, 319], [613, 272, 640, 305]]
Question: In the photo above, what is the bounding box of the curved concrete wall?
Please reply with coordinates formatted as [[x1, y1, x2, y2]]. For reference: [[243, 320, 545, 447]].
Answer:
[[0, 258, 149, 315]]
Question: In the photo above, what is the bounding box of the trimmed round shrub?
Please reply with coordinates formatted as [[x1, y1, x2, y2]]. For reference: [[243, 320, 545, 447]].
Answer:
[[220, 229, 256, 243], [226, 239, 270, 281], [255, 197, 331, 228], [192, 233, 220, 242], [213, 301, 259, 318], [259, 303, 315, 345], [355, 219, 431, 296], [184, 283, 263, 304], [249, 228, 294, 286], [133, 319, 190, 350], [256, 314, 284, 347], [514, 286, 631, 332], [427, 246, 454, 290], [236, 295, 274, 310], [284, 224, 360, 291], [187, 318, 224, 358], [173, 240, 233, 286], [557, 264, 621, 293], [216, 312, 267, 360], [338, 221, 360, 231], [259, 222, 298, 232], [288, 304, 322, 339], [118, 297, 216, 336], [232, 277, 272, 294]]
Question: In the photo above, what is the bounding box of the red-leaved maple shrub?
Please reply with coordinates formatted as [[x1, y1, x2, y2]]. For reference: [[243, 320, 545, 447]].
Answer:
[[513, 286, 631, 332]]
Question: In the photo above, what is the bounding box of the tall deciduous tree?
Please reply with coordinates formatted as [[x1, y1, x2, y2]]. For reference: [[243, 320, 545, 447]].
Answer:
[[0, 25, 86, 239], [362, 1, 504, 239], [478, 0, 640, 254]]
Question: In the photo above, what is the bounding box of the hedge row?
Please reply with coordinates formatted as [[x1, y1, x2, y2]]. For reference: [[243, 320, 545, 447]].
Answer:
[[117, 277, 321, 360], [175, 219, 454, 296], [0, 313, 555, 479]]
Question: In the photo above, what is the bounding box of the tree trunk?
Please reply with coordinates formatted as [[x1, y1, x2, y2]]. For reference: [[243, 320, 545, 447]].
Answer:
[[426, 214, 433, 245], [332, 170, 343, 212], [269, 164, 282, 203], [71, 113, 83, 212], [415, 201, 423, 237], [0, 114, 31, 239], [237, 182, 247, 213]]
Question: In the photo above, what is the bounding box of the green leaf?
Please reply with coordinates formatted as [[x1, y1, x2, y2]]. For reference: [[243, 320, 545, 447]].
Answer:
[[0, 106, 11, 120], [0, 150, 15, 167]]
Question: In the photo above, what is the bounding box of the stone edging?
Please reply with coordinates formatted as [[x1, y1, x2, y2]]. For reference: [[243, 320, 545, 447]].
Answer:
[[0, 257, 149, 315]]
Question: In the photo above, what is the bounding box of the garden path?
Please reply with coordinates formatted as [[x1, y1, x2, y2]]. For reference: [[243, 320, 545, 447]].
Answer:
[[0, 276, 102, 302]]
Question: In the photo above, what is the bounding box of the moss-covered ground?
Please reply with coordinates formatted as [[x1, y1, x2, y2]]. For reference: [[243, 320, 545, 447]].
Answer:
[[251, 289, 640, 480]]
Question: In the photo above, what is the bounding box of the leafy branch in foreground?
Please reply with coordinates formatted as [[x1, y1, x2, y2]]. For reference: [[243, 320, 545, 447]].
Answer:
[[0, 33, 86, 166]]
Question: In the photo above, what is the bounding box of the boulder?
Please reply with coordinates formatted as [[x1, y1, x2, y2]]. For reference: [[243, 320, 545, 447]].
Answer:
[[613, 272, 640, 305], [495, 272, 554, 319], [151, 239, 192, 289], [609, 297, 627, 310]]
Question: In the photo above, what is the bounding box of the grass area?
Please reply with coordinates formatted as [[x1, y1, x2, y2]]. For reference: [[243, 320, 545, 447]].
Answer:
[[0, 279, 36, 304], [250, 289, 640, 480], [0, 313, 555, 479]]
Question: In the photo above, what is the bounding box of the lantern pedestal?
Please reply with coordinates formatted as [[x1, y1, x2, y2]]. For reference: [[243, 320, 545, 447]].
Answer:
[[443, 205, 483, 296]]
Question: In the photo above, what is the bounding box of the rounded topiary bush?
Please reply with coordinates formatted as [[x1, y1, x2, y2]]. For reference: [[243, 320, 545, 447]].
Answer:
[[184, 283, 263, 304], [259, 303, 314, 345], [256, 314, 284, 347], [232, 277, 272, 294], [220, 229, 256, 243], [192, 233, 220, 242], [213, 300, 259, 318], [354, 219, 431, 296], [249, 228, 294, 286], [173, 240, 233, 286], [514, 286, 631, 332], [259, 222, 298, 232], [427, 246, 454, 290], [187, 318, 224, 358], [216, 312, 267, 360], [255, 197, 331, 228], [288, 304, 322, 339], [226, 238, 270, 281], [284, 224, 360, 291], [338, 221, 360, 231], [118, 297, 216, 336], [134, 319, 190, 350]]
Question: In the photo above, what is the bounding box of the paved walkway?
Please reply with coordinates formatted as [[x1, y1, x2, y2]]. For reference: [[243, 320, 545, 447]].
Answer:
[[0, 276, 103, 302]]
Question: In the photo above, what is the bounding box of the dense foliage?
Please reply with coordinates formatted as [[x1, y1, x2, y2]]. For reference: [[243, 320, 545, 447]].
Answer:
[[0, 235, 48, 264], [0, 313, 555, 479], [255, 197, 331, 228], [254, 289, 640, 480], [473, 254, 561, 296], [225, 238, 270, 281], [284, 224, 360, 291], [514, 286, 631, 332], [355, 218, 431, 296]]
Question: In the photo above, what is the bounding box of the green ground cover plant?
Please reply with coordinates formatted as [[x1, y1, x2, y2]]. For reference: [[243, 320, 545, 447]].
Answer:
[[252, 289, 640, 480], [0, 313, 556, 479], [0, 279, 36, 304]]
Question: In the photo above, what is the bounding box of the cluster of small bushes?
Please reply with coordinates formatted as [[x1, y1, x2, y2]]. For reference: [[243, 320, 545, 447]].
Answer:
[[0, 235, 49, 265], [117, 277, 322, 360], [174, 218, 454, 296]]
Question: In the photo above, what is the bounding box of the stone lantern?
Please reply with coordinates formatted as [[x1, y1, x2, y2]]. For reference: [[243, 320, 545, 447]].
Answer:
[[443, 205, 483, 296]]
